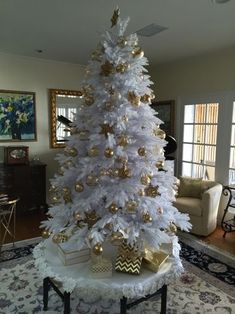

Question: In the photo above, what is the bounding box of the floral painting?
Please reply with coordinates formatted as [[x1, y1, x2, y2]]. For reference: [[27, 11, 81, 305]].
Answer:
[[0, 90, 36, 141]]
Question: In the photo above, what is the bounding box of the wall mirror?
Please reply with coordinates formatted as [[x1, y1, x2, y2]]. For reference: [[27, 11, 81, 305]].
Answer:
[[49, 89, 83, 148]]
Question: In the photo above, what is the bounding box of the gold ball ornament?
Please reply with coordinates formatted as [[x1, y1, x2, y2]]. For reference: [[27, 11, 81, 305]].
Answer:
[[156, 160, 164, 169], [85, 95, 95, 106], [75, 182, 84, 192], [117, 36, 128, 48], [154, 128, 166, 139], [108, 203, 119, 214], [126, 200, 138, 213], [92, 243, 103, 255], [42, 230, 51, 239], [140, 174, 151, 185], [86, 175, 99, 186], [68, 147, 78, 157], [88, 147, 99, 157], [132, 47, 144, 58], [104, 148, 114, 158], [57, 167, 65, 175], [143, 212, 153, 223], [116, 63, 130, 73], [138, 147, 146, 157], [140, 94, 151, 103], [128, 91, 141, 107]]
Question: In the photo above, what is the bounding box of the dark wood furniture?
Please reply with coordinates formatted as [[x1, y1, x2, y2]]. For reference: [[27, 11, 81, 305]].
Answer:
[[221, 185, 235, 238], [0, 162, 47, 215]]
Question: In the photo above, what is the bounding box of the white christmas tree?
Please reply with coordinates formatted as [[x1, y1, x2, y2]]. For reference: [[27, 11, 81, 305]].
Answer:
[[42, 9, 191, 262]]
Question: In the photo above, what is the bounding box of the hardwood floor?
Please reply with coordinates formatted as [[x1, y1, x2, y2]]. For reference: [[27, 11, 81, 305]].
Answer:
[[1, 210, 235, 256]]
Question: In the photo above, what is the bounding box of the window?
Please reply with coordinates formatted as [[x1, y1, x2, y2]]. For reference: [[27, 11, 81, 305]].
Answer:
[[229, 102, 235, 184], [182, 103, 219, 180]]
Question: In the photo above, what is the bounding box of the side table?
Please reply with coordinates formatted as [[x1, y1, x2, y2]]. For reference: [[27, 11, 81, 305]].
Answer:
[[221, 185, 235, 238], [33, 239, 182, 314], [42, 276, 167, 314]]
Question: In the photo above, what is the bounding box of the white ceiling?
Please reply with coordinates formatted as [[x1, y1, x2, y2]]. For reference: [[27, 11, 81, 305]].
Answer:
[[0, 0, 235, 66]]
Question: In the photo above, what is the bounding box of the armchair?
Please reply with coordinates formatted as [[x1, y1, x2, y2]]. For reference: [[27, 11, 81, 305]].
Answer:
[[173, 180, 222, 236]]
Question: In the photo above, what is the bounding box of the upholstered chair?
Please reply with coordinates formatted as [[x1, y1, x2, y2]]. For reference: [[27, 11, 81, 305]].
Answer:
[[173, 177, 222, 236]]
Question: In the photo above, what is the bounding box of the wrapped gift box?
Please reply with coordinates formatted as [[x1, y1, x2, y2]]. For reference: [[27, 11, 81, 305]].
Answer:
[[115, 242, 142, 275], [57, 242, 90, 266], [142, 248, 169, 272], [91, 257, 112, 279]]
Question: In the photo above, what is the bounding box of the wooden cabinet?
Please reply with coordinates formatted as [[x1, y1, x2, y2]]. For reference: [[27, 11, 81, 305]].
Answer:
[[0, 162, 47, 214]]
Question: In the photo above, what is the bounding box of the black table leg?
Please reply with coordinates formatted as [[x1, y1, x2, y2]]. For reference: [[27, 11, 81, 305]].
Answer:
[[64, 291, 71, 314], [43, 277, 50, 311], [160, 284, 167, 314], [120, 296, 127, 314]]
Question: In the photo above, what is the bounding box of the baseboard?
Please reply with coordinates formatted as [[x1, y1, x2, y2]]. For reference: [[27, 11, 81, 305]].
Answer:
[[1, 236, 42, 251]]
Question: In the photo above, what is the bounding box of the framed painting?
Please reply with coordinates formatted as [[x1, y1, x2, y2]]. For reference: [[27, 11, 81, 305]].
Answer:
[[151, 100, 175, 136], [0, 90, 36, 141]]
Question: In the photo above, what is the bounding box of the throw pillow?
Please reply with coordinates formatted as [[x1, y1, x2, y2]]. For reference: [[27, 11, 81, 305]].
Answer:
[[178, 176, 203, 198]]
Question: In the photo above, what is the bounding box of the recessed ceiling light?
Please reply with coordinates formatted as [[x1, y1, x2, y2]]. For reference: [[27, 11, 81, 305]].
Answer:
[[35, 49, 43, 53], [136, 23, 168, 37]]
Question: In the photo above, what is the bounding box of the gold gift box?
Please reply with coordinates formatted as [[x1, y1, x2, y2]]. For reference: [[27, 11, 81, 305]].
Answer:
[[115, 242, 142, 275], [143, 249, 169, 272]]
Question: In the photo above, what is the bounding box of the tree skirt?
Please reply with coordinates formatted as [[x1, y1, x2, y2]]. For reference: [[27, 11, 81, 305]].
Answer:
[[0, 237, 234, 314]]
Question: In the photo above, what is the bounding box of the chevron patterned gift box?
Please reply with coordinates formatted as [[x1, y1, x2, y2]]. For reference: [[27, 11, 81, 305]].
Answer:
[[115, 242, 142, 275]]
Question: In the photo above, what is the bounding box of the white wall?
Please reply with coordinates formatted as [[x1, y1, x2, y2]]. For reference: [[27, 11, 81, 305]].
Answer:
[[149, 46, 235, 222], [0, 52, 85, 196]]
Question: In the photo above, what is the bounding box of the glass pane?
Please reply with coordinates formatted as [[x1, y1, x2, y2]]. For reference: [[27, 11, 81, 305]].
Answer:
[[182, 144, 193, 161], [182, 162, 192, 176], [195, 104, 206, 123], [229, 169, 235, 184], [194, 124, 205, 143], [231, 125, 235, 146], [206, 103, 219, 123], [193, 145, 204, 163], [233, 102, 235, 123], [205, 166, 215, 180], [184, 105, 194, 123], [183, 125, 194, 142], [205, 125, 217, 145], [192, 163, 203, 178], [204, 146, 216, 164], [230, 147, 235, 168]]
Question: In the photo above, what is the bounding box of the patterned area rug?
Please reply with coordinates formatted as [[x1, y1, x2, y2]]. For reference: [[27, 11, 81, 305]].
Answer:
[[0, 236, 234, 314]]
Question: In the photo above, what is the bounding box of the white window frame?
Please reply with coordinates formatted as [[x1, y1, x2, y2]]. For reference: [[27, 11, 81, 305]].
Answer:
[[176, 91, 235, 185]]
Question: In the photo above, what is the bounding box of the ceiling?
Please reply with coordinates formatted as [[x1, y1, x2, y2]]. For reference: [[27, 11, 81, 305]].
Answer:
[[0, 0, 235, 66]]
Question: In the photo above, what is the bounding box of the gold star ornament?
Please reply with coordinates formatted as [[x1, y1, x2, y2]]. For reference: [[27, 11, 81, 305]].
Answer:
[[100, 123, 114, 138], [111, 7, 120, 27]]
